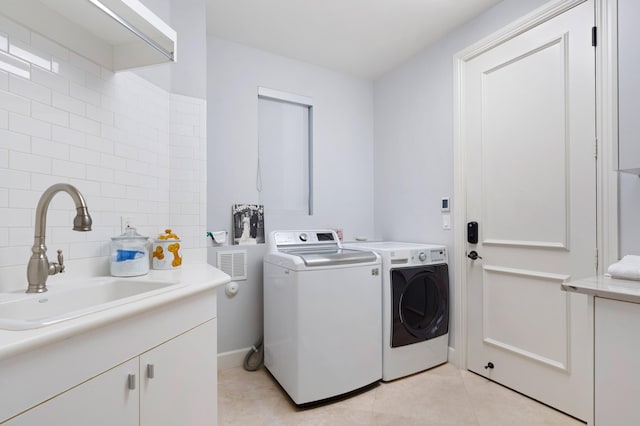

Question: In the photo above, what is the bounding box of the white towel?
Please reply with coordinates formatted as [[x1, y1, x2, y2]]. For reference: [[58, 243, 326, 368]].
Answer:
[[607, 255, 640, 280]]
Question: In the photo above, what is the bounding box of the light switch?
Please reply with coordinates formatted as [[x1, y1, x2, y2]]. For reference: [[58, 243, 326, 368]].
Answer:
[[442, 214, 451, 230]]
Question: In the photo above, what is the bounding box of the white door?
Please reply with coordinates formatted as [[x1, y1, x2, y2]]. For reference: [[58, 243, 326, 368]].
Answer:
[[464, 0, 595, 420]]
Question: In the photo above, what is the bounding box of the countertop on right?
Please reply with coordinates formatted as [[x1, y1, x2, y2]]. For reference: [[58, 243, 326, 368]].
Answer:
[[562, 275, 640, 304]]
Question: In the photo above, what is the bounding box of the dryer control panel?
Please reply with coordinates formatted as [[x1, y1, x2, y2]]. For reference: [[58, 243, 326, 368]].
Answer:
[[428, 248, 447, 263]]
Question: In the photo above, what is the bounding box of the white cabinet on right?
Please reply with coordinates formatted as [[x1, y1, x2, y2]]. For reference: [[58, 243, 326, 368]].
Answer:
[[595, 297, 640, 425], [617, 0, 640, 173], [139, 318, 217, 426]]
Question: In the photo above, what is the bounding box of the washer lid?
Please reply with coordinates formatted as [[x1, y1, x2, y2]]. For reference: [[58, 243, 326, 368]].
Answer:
[[285, 248, 378, 267]]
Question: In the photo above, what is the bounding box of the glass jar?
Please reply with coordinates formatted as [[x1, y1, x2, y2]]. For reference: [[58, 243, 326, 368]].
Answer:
[[110, 228, 150, 277]]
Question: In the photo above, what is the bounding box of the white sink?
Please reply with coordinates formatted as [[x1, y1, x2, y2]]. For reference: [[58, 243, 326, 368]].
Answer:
[[0, 278, 182, 330]]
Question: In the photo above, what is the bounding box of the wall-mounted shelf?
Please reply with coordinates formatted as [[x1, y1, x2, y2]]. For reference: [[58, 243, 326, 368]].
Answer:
[[1, 0, 177, 71]]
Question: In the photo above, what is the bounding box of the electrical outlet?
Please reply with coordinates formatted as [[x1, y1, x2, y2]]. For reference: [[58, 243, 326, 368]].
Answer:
[[121, 216, 133, 233]]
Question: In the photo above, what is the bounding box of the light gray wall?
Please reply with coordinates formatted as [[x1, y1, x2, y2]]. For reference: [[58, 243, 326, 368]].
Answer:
[[207, 37, 375, 353], [137, 0, 206, 99], [169, 0, 206, 99], [619, 174, 640, 256], [373, 0, 551, 347], [135, 0, 171, 91]]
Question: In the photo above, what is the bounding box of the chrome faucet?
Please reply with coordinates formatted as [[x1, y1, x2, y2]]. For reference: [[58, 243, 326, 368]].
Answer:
[[26, 183, 93, 293]]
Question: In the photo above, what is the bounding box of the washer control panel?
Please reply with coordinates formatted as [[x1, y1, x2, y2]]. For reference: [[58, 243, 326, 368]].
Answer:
[[271, 230, 339, 249]]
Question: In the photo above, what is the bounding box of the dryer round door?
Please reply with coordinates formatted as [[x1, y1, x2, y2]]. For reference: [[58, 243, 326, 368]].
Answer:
[[391, 264, 449, 348]]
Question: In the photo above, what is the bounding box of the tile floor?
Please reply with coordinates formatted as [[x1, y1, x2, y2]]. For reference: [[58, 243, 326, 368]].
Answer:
[[218, 363, 585, 425]]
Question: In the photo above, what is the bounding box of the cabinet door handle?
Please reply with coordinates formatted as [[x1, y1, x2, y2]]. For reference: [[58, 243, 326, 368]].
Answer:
[[128, 373, 136, 390], [147, 363, 155, 379]]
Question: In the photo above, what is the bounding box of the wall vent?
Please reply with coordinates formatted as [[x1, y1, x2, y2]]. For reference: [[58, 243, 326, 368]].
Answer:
[[217, 250, 247, 281]]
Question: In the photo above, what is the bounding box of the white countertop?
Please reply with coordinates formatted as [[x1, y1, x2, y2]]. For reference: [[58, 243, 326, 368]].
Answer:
[[0, 263, 230, 361], [562, 275, 640, 304]]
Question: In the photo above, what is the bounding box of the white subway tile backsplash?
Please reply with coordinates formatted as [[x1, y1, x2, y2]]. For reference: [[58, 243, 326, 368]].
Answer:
[[0, 15, 30, 44], [52, 159, 86, 179], [69, 241, 109, 259], [0, 51, 29, 79], [85, 134, 113, 154], [69, 51, 101, 77], [52, 124, 85, 147], [9, 39, 51, 71], [0, 90, 29, 115], [0, 228, 8, 247], [170, 123, 195, 137], [29, 172, 67, 191], [85, 72, 115, 96], [100, 182, 127, 199], [53, 60, 85, 86], [86, 104, 114, 126], [0, 16, 206, 268], [0, 32, 7, 52], [69, 113, 100, 136], [0, 245, 30, 267], [8, 188, 39, 209], [9, 74, 50, 104], [32, 137, 69, 160], [0, 207, 32, 227], [113, 142, 138, 160], [10, 151, 52, 174], [70, 146, 101, 166], [31, 101, 69, 126], [99, 153, 126, 171], [52, 91, 84, 115], [0, 169, 30, 189], [86, 165, 114, 183], [8, 227, 32, 246], [32, 66, 69, 95], [70, 82, 100, 106], [0, 70, 8, 91], [31, 33, 69, 63], [0, 128, 30, 152], [9, 112, 51, 139]]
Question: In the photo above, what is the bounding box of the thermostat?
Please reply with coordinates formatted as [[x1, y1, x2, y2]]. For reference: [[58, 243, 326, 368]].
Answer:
[[441, 197, 450, 212]]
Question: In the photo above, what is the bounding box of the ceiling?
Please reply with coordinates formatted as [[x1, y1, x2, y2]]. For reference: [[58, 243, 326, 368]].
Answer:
[[206, 0, 504, 80]]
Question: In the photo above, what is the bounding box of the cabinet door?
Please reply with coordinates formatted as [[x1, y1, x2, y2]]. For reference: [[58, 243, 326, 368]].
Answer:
[[139, 319, 217, 426], [595, 297, 640, 425], [5, 358, 139, 426]]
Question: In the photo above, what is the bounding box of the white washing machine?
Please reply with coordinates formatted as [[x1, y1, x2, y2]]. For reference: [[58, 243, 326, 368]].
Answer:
[[346, 241, 449, 381], [263, 230, 382, 405]]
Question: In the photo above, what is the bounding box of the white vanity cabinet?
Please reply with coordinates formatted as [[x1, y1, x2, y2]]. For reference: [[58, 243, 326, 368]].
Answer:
[[594, 297, 640, 425], [617, 0, 640, 173], [5, 319, 217, 426], [139, 319, 217, 426], [5, 358, 140, 426], [0, 265, 227, 426]]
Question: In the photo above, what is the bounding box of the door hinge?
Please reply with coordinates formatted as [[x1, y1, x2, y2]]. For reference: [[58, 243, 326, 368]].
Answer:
[[592, 26, 597, 47], [595, 138, 598, 159], [595, 250, 599, 272]]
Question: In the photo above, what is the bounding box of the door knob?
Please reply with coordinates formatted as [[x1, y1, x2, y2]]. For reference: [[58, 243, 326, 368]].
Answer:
[[484, 362, 494, 370], [467, 250, 482, 260]]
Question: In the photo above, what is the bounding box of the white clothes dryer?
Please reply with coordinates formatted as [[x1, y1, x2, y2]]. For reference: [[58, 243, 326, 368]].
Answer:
[[263, 230, 382, 405], [346, 241, 449, 381]]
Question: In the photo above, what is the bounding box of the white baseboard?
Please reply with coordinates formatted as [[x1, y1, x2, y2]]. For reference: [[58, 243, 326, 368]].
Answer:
[[447, 346, 459, 368], [219, 346, 460, 371], [217, 347, 250, 371]]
